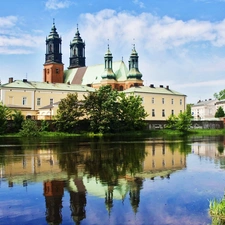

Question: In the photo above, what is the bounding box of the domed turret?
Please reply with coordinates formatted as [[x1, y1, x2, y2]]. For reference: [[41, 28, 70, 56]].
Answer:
[[68, 25, 86, 69], [101, 45, 116, 80], [127, 44, 142, 80], [45, 21, 62, 64]]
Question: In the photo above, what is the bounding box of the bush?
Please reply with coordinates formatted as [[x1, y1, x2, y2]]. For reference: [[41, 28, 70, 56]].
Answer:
[[19, 119, 40, 137]]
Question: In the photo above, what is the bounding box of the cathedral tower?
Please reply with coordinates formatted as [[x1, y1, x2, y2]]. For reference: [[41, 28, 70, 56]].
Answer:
[[127, 44, 142, 80], [43, 21, 64, 83], [68, 26, 86, 69], [126, 44, 143, 88], [101, 45, 116, 80]]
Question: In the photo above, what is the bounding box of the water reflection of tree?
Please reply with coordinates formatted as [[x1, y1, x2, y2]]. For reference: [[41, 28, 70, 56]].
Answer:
[[167, 141, 191, 155], [84, 142, 146, 184]]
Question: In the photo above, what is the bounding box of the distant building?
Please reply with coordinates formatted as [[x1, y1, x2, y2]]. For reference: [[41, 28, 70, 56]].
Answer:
[[0, 22, 186, 121], [191, 99, 217, 120]]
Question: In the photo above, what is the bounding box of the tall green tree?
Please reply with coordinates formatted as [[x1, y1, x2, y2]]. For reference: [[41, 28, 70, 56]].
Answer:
[[186, 104, 194, 118], [83, 85, 120, 133], [166, 111, 192, 132], [54, 93, 84, 132], [118, 93, 148, 131], [215, 106, 225, 118], [11, 110, 24, 132], [166, 114, 178, 130], [176, 111, 192, 132], [83, 85, 148, 133], [0, 103, 11, 134]]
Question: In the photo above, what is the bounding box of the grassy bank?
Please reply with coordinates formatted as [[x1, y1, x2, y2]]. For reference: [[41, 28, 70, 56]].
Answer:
[[1, 129, 225, 138]]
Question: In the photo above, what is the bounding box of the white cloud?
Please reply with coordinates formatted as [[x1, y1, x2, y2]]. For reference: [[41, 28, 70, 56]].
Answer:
[[133, 0, 145, 8], [45, 0, 74, 10], [0, 16, 17, 28], [79, 10, 225, 52], [0, 16, 44, 55]]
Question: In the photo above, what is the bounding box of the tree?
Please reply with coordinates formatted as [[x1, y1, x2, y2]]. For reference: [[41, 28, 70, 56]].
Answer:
[[186, 104, 194, 118], [118, 93, 148, 131], [0, 103, 11, 134], [83, 85, 120, 133], [176, 111, 192, 132], [215, 106, 225, 118], [11, 110, 24, 132], [83, 85, 148, 133], [166, 111, 192, 132], [54, 93, 84, 132], [214, 89, 225, 100], [19, 119, 40, 137], [166, 114, 178, 130]]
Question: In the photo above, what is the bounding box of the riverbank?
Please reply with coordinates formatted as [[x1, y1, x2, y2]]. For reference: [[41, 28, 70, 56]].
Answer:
[[1, 129, 225, 138]]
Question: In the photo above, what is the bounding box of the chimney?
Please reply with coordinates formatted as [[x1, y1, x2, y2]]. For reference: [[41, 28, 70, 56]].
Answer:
[[9, 77, 13, 83]]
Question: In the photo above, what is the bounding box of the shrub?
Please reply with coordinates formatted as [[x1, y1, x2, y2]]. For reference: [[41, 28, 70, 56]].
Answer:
[[19, 119, 40, 137]]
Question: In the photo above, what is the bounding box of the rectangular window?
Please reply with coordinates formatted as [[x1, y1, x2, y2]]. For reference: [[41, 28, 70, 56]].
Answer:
[[171, 99, 174, 104], [180, 99, 182, 105], [162, 98, 164, 104], [37, 98, 41, 106], [50, 98, 54, 105], [152, 97, 154, 104], [22, 97, 27, 105], [171, 110, 174, 115], [152, 109, 155, 117], [162, 109, 165, 117]]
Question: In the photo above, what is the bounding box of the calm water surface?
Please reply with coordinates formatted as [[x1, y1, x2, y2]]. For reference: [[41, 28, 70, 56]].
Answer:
[[0, 136, 225, 225]]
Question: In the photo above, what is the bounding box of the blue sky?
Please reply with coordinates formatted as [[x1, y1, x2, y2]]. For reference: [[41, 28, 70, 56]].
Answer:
[[1, 0, 225, 103]]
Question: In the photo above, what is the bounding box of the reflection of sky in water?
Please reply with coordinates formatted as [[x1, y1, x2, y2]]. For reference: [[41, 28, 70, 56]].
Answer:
[[1, 143, 225, 225]]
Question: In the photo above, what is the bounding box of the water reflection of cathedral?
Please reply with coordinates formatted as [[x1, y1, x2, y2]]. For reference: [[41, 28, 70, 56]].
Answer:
[[1, 142, 186, 224]]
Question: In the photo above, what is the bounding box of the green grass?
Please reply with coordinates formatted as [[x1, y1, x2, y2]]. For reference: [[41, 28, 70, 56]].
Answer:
[[1, 128, 225, 138], [209, 197, 225, 224]]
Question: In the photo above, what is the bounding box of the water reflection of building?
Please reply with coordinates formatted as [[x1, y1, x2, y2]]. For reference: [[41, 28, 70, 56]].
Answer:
[[137, 143, 186, 179], [69, 178, 87, 225], [1, 142, 187, 222], [1, 149, 66, 187], [44, 180, 64, 225], [191, 142, 225, 159]]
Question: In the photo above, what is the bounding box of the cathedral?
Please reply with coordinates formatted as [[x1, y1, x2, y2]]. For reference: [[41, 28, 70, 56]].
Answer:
[[43, 22, 144, 90]]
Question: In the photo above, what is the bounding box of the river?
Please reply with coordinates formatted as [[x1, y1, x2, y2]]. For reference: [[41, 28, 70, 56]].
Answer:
[[0, 135, 225, 225]]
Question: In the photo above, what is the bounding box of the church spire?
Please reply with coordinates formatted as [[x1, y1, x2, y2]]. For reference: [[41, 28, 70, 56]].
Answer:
[[45, 20, 62, 64], [68, 24, 86, 69], [43, 21, 64, 83], [127, 44, 142, 80], [101, 44, 116, 80]]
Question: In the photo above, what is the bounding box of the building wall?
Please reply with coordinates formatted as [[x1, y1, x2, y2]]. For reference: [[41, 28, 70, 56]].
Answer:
[[1, 83, 186, 121], [131, 92, 186, 121], [191, 99, 217, 120], [1, 87, 88, 118]]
